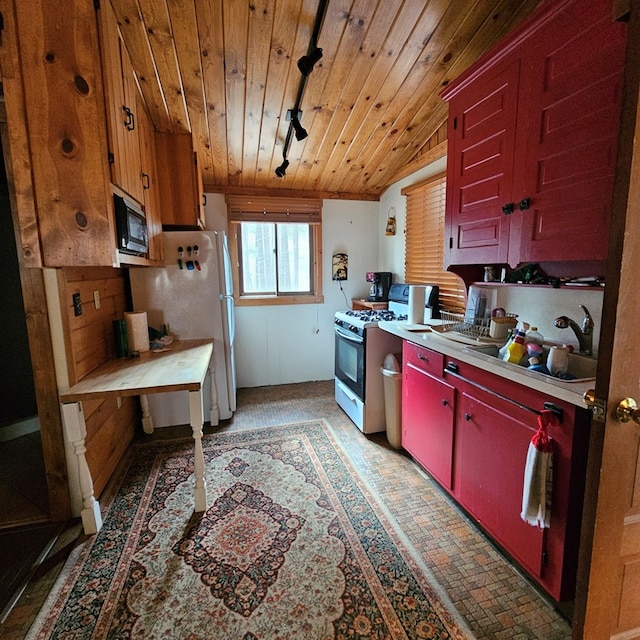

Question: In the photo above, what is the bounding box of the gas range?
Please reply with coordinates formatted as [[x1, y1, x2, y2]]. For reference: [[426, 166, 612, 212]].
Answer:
[[334, 307, 407, 332]]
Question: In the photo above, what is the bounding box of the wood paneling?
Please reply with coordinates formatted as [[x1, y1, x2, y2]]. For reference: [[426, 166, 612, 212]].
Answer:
[[110, 0, 543, 198], [57, 267, 137, 498], [0, 0, 42, 268], [11, 0, 117, 266]]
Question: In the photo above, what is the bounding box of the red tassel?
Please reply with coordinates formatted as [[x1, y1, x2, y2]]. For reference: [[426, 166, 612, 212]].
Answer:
[[531, 409, 557, 453]]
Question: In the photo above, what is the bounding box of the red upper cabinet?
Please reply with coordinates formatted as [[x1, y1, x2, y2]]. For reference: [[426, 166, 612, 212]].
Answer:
[[443, 0, 627, 269], [445, 58, 522, 266]]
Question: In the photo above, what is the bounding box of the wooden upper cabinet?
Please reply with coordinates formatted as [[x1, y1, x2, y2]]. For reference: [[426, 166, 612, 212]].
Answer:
[[136, 94, 163, 264], [98, 0, 144, 206], [514, 0, 627, 265], [443, 0, 627, 269], [444, 58, 521, 267], [155, 132, 206, 229]]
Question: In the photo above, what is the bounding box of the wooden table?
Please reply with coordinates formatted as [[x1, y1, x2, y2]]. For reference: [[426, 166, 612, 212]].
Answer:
[[59, 339, 214, 534]]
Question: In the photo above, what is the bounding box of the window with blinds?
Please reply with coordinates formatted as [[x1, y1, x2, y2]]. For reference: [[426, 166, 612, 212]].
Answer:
[[226, 196, 324, 306], [401, 172, 466, 313]]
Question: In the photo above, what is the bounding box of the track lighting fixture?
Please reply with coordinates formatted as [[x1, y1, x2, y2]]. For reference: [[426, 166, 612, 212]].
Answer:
[[274, 0, 329, 178], [291, 114, 308, 141], [297, 47, 323, 76], [275, 159, 289, 177]]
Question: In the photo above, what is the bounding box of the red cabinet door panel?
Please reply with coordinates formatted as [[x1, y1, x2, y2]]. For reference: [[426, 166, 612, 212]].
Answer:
[[455, 391, 545, 579], [402, 364, 455, 490], [445, 60, 521, 267], [517, 0, 626, 264]]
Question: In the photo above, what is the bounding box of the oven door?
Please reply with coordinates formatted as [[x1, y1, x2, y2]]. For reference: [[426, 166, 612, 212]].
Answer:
[[334, 325, 365, 400]]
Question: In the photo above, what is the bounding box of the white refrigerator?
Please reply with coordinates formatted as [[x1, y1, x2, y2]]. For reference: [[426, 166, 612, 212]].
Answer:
[[129, 230, 236, 427]]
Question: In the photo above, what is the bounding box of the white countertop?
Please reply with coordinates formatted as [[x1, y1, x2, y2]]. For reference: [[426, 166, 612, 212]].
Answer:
[[378, 320, 594, 408]]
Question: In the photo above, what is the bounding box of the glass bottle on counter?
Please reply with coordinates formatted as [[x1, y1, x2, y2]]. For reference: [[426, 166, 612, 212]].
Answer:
[[525, 326, 544, 346]]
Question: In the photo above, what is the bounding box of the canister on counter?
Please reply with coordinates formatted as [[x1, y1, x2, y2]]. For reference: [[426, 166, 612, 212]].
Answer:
[[113, 319, 128, 358]]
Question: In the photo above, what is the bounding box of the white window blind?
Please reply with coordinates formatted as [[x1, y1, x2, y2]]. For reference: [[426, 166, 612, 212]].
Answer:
[[402, 172, 466, 313]]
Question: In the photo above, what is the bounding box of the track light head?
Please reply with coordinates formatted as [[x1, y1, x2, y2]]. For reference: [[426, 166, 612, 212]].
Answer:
[[275, 159, 289, 178], [297, 47, 323, 76], [291, 115, 308, 141]]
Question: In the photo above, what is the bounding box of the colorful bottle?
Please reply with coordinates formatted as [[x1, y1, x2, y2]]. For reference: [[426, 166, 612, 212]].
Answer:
[[525, 326, 544, 346], [504, 327, 527, 364]]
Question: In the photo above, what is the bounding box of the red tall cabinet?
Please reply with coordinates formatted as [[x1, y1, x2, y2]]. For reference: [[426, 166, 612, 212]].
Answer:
[[443, 0, 627, 269]]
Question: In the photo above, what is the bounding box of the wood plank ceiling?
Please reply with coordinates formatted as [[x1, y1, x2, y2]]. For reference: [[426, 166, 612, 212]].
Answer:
[[110, 0, 543, 200]]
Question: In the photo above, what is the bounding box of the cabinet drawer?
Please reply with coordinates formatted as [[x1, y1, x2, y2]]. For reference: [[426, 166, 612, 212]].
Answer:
[[403, 341, 444, 378]]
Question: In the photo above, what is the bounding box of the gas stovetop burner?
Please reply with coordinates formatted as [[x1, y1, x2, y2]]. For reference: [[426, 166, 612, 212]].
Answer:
[[344, 309, 407, 322]]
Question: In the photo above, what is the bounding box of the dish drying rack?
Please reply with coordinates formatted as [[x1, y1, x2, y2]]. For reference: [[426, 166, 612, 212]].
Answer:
[[440, 311, 518, 340]]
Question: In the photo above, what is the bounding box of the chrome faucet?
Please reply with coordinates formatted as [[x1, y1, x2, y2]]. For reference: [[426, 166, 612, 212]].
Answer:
[[554, 305, 594, 356]]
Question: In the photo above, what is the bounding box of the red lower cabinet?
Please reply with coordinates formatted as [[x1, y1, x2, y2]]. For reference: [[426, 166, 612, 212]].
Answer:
[[455, 390, 545, 579], [401, 339, 591, 602], [402, 359, 455, 490]]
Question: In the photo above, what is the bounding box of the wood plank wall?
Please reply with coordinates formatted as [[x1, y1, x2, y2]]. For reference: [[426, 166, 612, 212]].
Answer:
[[57, 267, 137, 497]]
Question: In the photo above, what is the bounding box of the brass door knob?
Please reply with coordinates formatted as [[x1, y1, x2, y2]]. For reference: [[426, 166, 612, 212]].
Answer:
[[583, 389, 596, 407], [616, 398, 640, 424]]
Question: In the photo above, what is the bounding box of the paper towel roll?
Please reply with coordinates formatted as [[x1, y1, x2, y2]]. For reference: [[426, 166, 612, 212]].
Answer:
[[125, 312, 149, 353], [408, 285, 426, 324]]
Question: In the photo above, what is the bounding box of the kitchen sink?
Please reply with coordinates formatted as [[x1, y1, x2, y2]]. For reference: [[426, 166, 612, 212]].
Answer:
[[462, 344, 597, 383]]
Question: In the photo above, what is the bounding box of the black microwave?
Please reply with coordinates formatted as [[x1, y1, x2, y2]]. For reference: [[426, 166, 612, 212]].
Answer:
[[114, 194, 148, 256]]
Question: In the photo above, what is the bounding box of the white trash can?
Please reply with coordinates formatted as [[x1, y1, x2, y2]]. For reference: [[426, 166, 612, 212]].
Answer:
[[381, 353, 402, 449]]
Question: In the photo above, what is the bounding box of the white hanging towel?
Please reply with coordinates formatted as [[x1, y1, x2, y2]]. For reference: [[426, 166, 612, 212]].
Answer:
[[521, 410, 557, 528]]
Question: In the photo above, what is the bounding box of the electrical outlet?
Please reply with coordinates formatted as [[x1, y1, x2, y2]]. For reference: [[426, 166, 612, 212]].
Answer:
[[72, 292, 82, 316], [93, 289, 101, 309]]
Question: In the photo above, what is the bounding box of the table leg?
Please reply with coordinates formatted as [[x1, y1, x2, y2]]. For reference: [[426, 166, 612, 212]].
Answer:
[[209, 359, 219, 426], [189, 390, 207, 512], [61, 402, 103, 534], [140, 394, 154, 434]]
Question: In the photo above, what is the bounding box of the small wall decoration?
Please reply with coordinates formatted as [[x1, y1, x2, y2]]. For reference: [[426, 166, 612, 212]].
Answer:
[[332, 252, 348, 281], [385, 207, 396, 236]]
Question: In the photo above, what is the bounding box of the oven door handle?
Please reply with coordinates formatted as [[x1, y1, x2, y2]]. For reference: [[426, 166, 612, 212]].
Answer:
[[334, 326, 364, 344]]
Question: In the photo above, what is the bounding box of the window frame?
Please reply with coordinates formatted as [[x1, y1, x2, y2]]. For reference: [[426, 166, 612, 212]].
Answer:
[[227, 196, 324, 307]]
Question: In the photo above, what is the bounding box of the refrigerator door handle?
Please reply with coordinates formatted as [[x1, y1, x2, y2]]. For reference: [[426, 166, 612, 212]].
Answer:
[[220, 293, 235, 345]]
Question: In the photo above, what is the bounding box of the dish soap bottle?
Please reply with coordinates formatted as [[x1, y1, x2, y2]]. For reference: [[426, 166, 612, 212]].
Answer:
[[503, 322, 528, 364]]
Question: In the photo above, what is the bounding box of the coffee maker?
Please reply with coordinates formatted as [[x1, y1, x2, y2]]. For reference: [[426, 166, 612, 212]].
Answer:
[[366, 272, 392, 302]]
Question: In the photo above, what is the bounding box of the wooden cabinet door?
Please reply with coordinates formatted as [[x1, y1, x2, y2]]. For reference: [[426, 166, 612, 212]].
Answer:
[[119, 48, 144, 205], [455, 390, 545, 580], [402, 362, 455, 490], [444, 58, 521, 268], [98, 0, 143, 205], [155, 132, 205, 228], [514, 0, 627, 265], [136, 93, 163, 263]]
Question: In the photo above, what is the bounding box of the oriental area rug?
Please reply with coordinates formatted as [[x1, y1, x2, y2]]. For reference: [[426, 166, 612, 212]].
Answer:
[[26, 421, 474, 639]]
